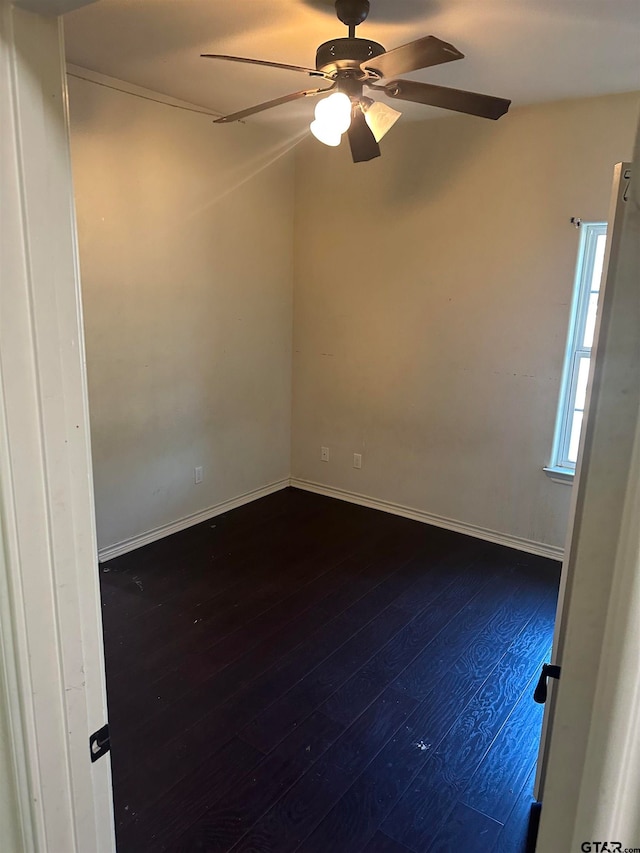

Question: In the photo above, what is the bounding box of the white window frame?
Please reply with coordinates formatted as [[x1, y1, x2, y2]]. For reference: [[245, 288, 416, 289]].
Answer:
[[545, 222, 607, 482]]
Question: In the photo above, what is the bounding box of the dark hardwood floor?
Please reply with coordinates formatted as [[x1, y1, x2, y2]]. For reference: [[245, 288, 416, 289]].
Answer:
[[100, 487, 560, 853]]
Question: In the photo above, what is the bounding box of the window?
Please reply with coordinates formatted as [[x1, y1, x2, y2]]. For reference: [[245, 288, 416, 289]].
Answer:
[[546, 222, 607, 481]]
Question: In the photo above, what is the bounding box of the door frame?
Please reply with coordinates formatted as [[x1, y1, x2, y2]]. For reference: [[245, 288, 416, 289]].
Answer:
[[536, 153, 640, 848], [0, 3, 114, 850]]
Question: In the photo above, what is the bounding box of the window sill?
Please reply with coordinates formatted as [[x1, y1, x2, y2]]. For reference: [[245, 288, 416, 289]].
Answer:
[[543, 466, 575, 485]]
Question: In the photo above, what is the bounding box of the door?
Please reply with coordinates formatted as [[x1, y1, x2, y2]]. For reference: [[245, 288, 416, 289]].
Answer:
[[532, 160, 638, 848], [0, 4, 115, 851]]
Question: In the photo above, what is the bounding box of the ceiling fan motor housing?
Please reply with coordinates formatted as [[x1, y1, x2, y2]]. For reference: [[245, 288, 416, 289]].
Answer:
[[316, 38, 385, 78], [335, 0, 370, 27]]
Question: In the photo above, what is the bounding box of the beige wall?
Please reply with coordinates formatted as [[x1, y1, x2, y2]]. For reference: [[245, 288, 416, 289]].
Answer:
[[70, 79, 638, 556], [69, 75, 296, 552], [292, 91, 640, 551]]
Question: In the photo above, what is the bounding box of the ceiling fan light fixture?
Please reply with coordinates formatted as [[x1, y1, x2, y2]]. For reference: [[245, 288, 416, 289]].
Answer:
[[363, 100, 402, 142], [310, 91, 352, 146], [205, 1, 511, 162], [310, 118, 342, 146]]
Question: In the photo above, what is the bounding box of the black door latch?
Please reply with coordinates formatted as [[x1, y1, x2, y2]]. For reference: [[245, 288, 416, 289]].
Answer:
[[90, 724, 110, 762], [533, 663, 561, 704]]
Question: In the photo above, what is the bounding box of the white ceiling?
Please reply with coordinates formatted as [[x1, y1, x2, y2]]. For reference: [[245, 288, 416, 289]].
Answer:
[[64, 0, 640, 127]]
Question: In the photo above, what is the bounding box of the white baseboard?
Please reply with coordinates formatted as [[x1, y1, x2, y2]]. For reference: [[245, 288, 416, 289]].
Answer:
[[99, 475, 564, 564], [98, 478, 290, 562], [289, 477, 564, 562]]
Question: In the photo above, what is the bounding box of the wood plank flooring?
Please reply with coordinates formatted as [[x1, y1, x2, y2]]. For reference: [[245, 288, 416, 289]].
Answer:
[[100, 487, 560, 852]]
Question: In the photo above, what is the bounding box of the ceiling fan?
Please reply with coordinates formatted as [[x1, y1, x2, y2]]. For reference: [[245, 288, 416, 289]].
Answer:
[[202, 0, 511, 163]]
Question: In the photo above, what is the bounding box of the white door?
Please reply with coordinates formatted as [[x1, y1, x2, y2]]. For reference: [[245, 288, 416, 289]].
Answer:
[[0, 3, 115, 851], [533, 159, 639, 850]]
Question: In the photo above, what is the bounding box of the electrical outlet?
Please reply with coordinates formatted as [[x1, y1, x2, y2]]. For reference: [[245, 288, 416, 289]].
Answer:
[[321, 447, 329, 462], [353, 453, 362, 469], [194, 466, 203, 484]]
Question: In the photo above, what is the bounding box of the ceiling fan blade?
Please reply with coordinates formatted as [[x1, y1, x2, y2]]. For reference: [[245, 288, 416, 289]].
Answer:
[[202, 54, 329, 79], [347, 106, 381, 163], [214, 86, 335, 123], [361, 35, 463, 79], [384, 79, 511, 120]]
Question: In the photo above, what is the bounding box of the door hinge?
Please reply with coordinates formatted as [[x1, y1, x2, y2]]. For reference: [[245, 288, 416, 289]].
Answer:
[[89, 724, 110, 762], [533, 663, 561, 704]]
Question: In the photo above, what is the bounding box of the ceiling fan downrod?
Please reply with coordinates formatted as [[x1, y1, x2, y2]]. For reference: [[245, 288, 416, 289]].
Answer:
[[335, 0, 370, 38], [316, 1, 383, 78]]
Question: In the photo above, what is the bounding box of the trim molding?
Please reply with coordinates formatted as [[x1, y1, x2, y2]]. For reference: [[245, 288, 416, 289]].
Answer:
[[543, 466, 575, 485], [100, 475, 564, 564], [98, 479, 290, 562], [1, 8, 115, 851], [290, 478, 564, 562], [15, 0, 97, 14]]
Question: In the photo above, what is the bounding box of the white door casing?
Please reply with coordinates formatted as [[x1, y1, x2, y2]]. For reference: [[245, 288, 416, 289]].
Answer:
[[536, 154, 639, 847], [0, 3, 115, 851], [574, 372, 640, 848]]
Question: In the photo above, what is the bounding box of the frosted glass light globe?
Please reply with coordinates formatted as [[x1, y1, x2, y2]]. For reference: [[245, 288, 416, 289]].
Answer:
[[314, 92, 352, 135], [310, 119, 342, 146], [310, 92, 353, 146]]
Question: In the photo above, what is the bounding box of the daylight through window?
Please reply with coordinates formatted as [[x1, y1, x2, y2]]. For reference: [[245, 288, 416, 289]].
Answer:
[[549, 222, 607, 475]]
